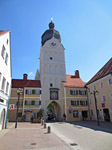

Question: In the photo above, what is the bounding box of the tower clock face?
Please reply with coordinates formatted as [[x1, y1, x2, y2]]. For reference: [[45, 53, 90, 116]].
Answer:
[[50, 41, 57, 47]]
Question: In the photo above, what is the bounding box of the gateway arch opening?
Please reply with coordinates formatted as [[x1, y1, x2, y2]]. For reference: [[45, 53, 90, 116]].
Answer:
[[47, 101, 61, 121]]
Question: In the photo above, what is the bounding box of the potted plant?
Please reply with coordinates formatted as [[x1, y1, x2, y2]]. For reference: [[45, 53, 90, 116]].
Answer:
[[37, 109, 44, 123]]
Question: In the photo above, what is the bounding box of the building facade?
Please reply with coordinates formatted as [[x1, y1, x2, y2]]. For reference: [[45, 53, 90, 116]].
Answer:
[[86, 58, 112, 122], [0, 31, 11, 130], [39, 20, 66, 120], [8, 74, 41, 122], [62, 71, 89, 121]]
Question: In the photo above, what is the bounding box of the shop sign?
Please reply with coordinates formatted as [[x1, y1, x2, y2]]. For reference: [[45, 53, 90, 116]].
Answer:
[[9, 104, 14, 110]]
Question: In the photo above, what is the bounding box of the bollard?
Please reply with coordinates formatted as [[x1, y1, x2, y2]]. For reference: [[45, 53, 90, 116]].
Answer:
[[48, 126, 51, 133], [44, 123, 46, 128], [42, 120, 44, 126]]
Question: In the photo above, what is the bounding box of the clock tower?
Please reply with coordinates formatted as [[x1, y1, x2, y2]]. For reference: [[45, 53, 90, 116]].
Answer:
[[40, 20, 66, 120]]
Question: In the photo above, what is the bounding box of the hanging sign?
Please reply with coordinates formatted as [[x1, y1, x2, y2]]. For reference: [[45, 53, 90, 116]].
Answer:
[[9, 104, 14, 110]]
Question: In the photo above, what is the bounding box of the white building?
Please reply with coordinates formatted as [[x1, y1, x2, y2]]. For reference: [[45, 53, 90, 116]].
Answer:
[[0, 31, 11, 130], [37, 20, 66, 120]]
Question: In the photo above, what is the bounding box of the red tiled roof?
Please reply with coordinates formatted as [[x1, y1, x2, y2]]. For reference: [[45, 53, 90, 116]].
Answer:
[[63, 75, 86, 88], [87, 57, 112, 85], [12, 79, 41, 88], [0, 30, 10, 36]]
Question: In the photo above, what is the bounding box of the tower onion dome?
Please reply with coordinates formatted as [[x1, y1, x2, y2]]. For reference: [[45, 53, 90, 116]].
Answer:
[[41, 21, 61, 46]]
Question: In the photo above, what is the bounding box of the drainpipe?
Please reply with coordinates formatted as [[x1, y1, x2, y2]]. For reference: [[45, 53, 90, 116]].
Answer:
[[64, 87, 67, 121]]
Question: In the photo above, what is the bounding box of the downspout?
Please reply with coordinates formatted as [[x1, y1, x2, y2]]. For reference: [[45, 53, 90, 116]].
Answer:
[[64, 87, 67, 121]]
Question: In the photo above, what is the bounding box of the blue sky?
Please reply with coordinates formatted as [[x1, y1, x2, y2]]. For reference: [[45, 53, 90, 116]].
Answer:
[[0, 0, 112, 82]]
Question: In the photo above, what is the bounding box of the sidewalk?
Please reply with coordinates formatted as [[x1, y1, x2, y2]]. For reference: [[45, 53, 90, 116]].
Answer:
[[71, 121, 112, 133], [0, 122, 73, 150]]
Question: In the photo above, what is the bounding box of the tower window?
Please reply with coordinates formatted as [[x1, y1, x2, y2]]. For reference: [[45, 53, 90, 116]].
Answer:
[[50, 83, 53, 87], [50, 57, 52, 60]]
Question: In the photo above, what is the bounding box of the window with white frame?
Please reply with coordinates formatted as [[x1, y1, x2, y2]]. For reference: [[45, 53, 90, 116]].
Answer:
[[100, 82, 103, 88], [33, 112, 37, 118], [93, 86, 96, 90], [108, 79, 112, 85], [35, 90, 40, 94], [1, 45, 5, 59], [102, 95, 106, 102], [5, 53, 8, 65], [6, 82, 9, 94], [1, 77, 6, 91], [26, 90, 32, 94], [110, 93, 112, 101]]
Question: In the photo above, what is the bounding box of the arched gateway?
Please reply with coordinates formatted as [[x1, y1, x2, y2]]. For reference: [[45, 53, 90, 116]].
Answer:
[[47, 101, 61, 121]]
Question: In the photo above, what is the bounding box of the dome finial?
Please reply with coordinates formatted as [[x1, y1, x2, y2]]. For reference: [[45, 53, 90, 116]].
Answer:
[[49, 17, 54, 29], [51, 17, 53, 22]]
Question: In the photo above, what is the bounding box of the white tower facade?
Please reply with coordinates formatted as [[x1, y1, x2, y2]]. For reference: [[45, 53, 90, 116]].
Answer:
[[40, 21, 66, 120]]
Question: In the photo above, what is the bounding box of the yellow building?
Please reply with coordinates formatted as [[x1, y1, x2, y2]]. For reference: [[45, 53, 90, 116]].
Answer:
[[86, 58, 112, 122], [8, 74, 41, 122], [62, 70, 89, 121]]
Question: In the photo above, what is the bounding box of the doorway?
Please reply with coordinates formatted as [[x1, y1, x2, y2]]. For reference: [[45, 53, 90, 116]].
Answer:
[[103, 108, 110, 122], [82, 111, 88, 120]]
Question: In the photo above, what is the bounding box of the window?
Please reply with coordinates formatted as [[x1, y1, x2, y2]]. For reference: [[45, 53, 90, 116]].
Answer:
[[70, 90, 78, 95], [108, 79, 112, 85], [1, 77, 6, 91], [50, 57, 52, 60], [33, 112, 37, 118], [5, 53, 8, 65], [102, 95, 106, 102], [1, 45, 5, 59], [7, 39, 8, 45], [50, 83, 53, 87], [80, 100, 88, 106], [79, 90, 87, 95], [25, 101, 32, 105], [71, 100, 79, 106], [93, 86, 96, 90], [18, 113, 22, 117], [73, 110, 78, 118], [100, 82, 103, 88], [26, 90, 32, 94], [89, 99, 91, 104], [16, 101, 23, 106], [110, 93, 112, 101], [35, 90, 41, 94], [6, 82, 9, 94], [0, 73, 1, 81]]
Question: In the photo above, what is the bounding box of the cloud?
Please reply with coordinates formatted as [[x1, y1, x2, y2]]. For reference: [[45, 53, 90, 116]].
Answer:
[[28, 72, 34, 77]]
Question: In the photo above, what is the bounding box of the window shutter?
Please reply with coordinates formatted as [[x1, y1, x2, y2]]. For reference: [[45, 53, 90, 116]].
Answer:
[[32, 101, 35, 105], [40, 90, 41, 94], [32, 90, 35, 94], [77, 101, 79, 105], [39, 101, 41, 105], [71, 100, 74, 105], [26, 90, 27, 94], [76, 90, 78, 95], [25, 101, 27, 105], [70, 90, 73, 95]]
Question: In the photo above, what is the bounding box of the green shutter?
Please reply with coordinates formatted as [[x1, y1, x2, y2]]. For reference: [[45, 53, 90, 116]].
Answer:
[[71, 100, 74, 105], [85, 91, 87, 95], [70, 90, 73, 95], [25, 101, 27, 105], [18, 113, 22, 117], [39, 101, 41, 105], [32, 101, 35, 105], [32, 90, 35, 94], [25, 90, 27, 94], [40, 90, 41, 94]]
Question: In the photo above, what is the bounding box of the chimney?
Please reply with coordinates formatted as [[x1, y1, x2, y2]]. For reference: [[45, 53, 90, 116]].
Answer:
[[75, 70, 80, 78], [23, 74, 28, 80]]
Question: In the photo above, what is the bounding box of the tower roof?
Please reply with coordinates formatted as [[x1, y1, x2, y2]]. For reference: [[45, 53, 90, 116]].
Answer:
[[41, 20, 61, 46]]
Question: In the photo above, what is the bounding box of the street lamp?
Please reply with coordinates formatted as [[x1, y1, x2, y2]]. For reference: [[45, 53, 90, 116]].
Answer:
[[15, 88, 21, 128], [90, 90, 100, 126]]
